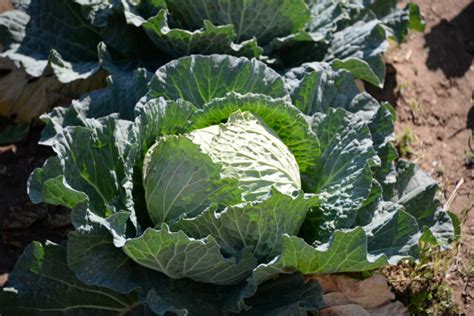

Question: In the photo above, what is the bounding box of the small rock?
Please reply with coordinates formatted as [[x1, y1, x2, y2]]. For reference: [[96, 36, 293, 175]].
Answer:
[[333, 275, 395, 309], [311, 275, 339, 293], [367, 301, 409, 316], [323, 291, 352, 307], [319, 304, 371, 316]]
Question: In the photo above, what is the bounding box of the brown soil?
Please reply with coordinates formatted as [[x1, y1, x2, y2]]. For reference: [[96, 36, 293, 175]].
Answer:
[[368, 0, 473, 313]]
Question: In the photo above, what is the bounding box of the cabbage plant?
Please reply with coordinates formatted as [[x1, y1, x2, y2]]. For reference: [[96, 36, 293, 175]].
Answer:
[[0, 0, 423, 122], [0, 55, 457, 315]]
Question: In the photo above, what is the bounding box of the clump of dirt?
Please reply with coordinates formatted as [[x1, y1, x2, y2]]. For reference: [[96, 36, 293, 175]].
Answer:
[[367, 0, 473, 313], [0, 124, 72, 274]]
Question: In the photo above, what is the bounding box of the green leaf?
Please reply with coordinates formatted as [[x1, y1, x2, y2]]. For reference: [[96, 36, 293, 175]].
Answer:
[[73, 0, 116, 28], [346, 94, 397, 188], [142, 134, 242, 224], [188, 111, 301, 200], [28, 156, 88, 208], [264, 31, 329, 69], [305, 0, 354, 36], [173, 189, 318, 262], [123, 225, 257, 285], [0, 242, 138, 315], [363, 202, 420, 263], [380, 3, 425, 42], [148, 54, 287, 107], [52, 116, 138, 219], [326, 20, 388, 86], [0, 1, 103, 82], [241, 274, 323, 316], [40, 68, 151, 145], [407, 3, 425, 32], [164, 0, 311, 44], [146, 281, 222, 316], [302, 108, 379, 243], [81, 68, 152, 121], [189, 92, 320, 174], [142, 10, 262, 59], [448, 211, 461, 242], [134, 97, 197, 155], [331, 57, 382, 87], [393, 160, 455, 248], [68, 216, 171, 294], [285, 62, 359, 116], [252, 228, 388, 285], [286, 65, 397, 189]]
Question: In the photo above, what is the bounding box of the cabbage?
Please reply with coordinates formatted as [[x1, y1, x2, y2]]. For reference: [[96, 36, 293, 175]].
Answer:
[[0, 55, 456, 315]]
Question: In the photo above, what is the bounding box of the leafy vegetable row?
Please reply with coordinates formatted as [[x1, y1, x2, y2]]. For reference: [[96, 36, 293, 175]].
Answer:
[[0, 0, 423, 121]]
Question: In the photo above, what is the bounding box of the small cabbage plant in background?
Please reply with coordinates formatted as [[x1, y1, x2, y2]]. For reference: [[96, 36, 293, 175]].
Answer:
[[0, 55, 457, 315], [0, 0, 423, 122]]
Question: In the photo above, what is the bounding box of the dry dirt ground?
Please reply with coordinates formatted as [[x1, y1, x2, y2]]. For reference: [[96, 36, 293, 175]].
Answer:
[[368, 0, 473, 313]]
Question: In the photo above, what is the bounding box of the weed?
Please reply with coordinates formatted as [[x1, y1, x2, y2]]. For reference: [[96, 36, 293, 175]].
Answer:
[[396, 127, 416, 158], [382, 241, 460, 315]]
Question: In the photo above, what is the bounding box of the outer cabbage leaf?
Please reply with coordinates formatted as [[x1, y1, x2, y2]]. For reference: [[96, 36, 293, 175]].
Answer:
[[123, 224, 258, 285], [134, 97, 197, 156], [68, 206, 172, 294], [138, 9, 262, 59], [348, 93, 397, 188], [50, 116, 138, 220], [240, 274, 323, 316], [164, 0, 310, 44], [39, 68, 151, 144], [324, 20, 388, 87], [305, 0, 358, 37], [173, 189, 318, 262], [331, 57, 382, 87], [363, 201, 420, 263], [28, 156, 88, 208], [262, 32, 328, 70], [285, 63, 397, 187], [0, 1, 102, 82], [302, 108, 379, 243], [145, 273, 322, 316], [251, 227, 388, 285], [148, 54, 287, 107], [285, 62, 359, 115], [33, 115, 141, 251], [145, 281, 223, 316], [393, 160, 456, 248], [372, 2, 425, 41], [0, 242, 138, 315]]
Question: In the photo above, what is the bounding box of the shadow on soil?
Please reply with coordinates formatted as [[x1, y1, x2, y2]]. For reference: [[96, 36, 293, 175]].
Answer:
[[424, 2, 474, 78], [365, 63, 399, 107], [366, 3, 474, 106]]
